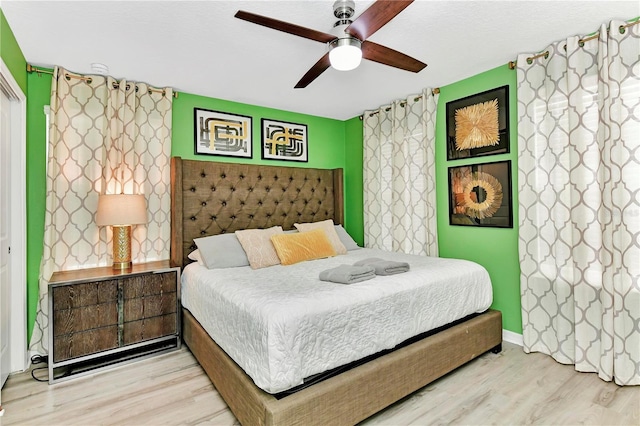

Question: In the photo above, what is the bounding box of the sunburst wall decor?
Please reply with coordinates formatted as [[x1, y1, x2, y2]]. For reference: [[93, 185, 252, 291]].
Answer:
[[460, 171, 502, 219], [455, 99, 499, 150], [448, 160, 513, 228], [446, 85, 510, 160]]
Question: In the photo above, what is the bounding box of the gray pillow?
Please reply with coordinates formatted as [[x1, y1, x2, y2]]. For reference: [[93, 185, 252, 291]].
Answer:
[[334, 224, 360, 250], [194, 233, 250, 269]]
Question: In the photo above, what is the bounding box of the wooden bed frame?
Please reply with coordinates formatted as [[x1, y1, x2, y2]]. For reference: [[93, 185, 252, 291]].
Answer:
[[170, 157, 502, 425]]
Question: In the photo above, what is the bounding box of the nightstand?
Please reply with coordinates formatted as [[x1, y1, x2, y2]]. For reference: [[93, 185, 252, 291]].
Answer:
[[47, 260, 181, 384]]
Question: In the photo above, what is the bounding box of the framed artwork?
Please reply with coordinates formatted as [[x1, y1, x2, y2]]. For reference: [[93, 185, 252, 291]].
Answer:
[[261, 118, 308, 162], [448, 160, 512, 228], [194, 108, 252, 158], [446, 85, 510, 160]]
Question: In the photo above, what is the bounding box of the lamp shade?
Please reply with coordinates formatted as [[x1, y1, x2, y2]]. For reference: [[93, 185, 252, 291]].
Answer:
[[96, 194, 147, 226], [329, 38, 362, 71]]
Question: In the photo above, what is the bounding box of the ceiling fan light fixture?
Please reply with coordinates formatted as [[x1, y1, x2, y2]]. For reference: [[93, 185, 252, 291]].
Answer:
[[329, 37, 362, 71], [235, 0, 425, 88]]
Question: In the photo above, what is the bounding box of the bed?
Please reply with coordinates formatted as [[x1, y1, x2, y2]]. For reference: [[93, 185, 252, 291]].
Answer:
[[170, 157, 502, 426]]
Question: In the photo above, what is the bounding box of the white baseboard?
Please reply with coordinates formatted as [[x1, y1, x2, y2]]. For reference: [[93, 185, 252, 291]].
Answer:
[[502, 329, 523, 347]]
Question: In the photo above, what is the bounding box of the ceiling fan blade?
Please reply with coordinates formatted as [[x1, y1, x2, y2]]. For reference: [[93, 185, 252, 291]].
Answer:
[[346, 0, 414, 41], [235, 10, 335, 43], [361, 41, 426, 73], [295, 53, 331, 88]]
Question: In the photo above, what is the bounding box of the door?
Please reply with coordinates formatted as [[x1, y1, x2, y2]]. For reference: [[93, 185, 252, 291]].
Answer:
[[0, 87, 11, 388]]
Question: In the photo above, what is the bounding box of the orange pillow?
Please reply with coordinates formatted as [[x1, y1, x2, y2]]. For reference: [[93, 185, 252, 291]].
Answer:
[[270, 229, 337, 266]]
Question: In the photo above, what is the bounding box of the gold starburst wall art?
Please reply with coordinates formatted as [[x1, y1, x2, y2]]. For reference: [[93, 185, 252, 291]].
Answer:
[[455, 98, 499, 150], [460, 171, 503, 219], [445, 86, 509, 160], [448, 160, 513, 228]]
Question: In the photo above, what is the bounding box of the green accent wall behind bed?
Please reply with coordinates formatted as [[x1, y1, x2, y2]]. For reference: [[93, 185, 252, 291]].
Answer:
[[171, 92, 346, 169], [170, 91, 361, 245]]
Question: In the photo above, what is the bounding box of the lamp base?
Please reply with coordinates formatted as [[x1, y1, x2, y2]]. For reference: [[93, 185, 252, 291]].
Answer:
[[112, 225, 133, 270], [112, 260, 133, 270]]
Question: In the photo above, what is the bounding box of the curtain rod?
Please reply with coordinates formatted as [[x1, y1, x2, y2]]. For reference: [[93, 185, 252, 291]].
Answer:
[[508, 17, 639, 70], [26, 64, 179, 98], [358, 88, 440, 120]]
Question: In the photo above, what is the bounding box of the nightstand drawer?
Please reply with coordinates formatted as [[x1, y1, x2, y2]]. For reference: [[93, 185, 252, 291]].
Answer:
[[53, 302, 119, 337], [123, 272, 176, 299], [123, 313, 177, 345], [123, 293, 177, 321], [52, 280, 118, 309], [53, 325, 119, 362]]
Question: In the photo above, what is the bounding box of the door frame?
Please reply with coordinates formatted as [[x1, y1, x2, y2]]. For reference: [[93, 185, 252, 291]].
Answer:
[[0, 58, 28, 374]]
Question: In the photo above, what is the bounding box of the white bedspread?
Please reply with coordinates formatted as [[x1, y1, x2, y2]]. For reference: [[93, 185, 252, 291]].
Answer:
[[181, 248, 493, 393]]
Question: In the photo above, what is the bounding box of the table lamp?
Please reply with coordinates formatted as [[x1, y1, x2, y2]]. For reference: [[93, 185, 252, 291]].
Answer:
[[96, 194, 147, 270]]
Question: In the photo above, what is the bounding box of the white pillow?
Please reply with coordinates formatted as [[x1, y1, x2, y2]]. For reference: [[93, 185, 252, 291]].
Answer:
[[294, 219, 347, 255], [187, 249, 204, 266], [194, 233, 250, 269], [235, 226, 284, 269], [334, 224, 360, 250]]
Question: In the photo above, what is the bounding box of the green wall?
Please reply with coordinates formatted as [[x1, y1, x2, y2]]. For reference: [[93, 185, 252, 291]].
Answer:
[[171, 93, 345, 169], [171, 93, 351, 235], [343, 116, 364, 245], [0, 8, 27, 94], [436, 65, 521, 333], [25, 72, 51, 342]]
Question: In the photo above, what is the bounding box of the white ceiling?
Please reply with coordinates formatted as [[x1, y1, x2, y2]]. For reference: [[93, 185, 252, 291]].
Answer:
[[3, 1, 639, 120]]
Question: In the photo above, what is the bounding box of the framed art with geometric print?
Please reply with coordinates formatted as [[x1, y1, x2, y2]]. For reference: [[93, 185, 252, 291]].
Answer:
[[445, 85, 510, 160], [448, 160, 513, 228], [194, 108, 253, 158], [261, 118, 308, 162]]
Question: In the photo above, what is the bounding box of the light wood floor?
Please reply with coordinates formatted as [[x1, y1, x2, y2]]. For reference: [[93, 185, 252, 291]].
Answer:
[[1, 342, 638, 425]]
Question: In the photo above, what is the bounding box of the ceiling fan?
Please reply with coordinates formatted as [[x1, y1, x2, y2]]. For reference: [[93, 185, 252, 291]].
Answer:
[[235, 0, 427, 88]]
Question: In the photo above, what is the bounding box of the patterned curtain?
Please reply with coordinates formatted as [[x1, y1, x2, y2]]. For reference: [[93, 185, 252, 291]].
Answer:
[[29, 67, 173, 355], [517, 20, 639, 385], [363, 88, 438, 256]]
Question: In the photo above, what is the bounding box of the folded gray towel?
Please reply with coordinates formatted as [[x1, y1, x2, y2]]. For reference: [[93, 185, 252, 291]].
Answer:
[[353, 257, 410, 275], [319, 264, 376, 284]]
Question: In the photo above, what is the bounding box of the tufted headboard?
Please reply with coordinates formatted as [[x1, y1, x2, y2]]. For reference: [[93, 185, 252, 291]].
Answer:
[[170, 157, 344, 268]]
